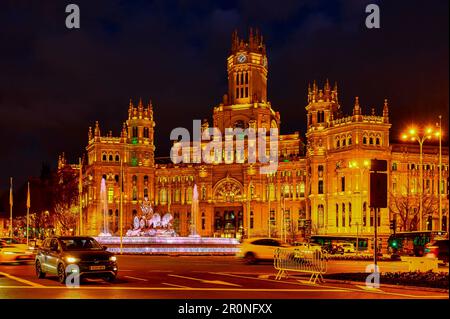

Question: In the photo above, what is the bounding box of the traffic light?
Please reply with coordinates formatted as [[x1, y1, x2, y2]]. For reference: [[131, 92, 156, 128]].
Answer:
[[390, 219, 396, 232]]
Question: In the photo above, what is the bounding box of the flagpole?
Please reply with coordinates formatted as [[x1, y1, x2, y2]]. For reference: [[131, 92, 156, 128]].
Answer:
[[79, 158, 83, 236], [9, 177, 13, 238], [120, 158, 124, 254], [26, 181, 30, 246]]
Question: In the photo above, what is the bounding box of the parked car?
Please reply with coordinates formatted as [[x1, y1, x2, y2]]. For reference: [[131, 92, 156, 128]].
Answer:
[[320, 243, 344, 255], [0, 240, 34, 264], [425, 239, 449, 264], [338, 243, 356, 253], [237, 238, 291, 264], [293, 242, 323, 252], [35, 236, 118, 284]]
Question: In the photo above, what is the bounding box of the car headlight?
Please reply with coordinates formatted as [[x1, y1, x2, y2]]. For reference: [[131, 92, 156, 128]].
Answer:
[[109, 256, 117, 262], [65, 256, 79, 263]]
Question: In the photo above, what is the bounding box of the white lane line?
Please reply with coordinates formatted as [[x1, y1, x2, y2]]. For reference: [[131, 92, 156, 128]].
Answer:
[[0, 271, 44, 288], [123, 275, 148, 282], [162, 282, 190, 288], [169, 274, 241, 287]]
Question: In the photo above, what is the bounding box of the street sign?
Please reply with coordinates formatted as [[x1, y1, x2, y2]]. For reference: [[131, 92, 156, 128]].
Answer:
[[370, 172, 387, 208]]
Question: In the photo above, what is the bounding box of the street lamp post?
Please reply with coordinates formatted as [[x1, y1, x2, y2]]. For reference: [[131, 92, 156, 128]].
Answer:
[[438, 116, 442, 230], [402, 126, 436, 231]]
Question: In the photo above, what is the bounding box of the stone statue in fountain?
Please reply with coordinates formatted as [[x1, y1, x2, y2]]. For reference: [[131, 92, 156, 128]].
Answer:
[[126, 197, 177, 237]]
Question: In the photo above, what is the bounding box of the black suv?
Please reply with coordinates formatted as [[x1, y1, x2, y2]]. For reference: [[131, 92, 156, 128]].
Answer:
[[35, 236, 118, 284]]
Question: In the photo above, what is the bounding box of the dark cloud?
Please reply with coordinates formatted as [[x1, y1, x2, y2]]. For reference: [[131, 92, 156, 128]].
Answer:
[[0, 0, 448, 192]]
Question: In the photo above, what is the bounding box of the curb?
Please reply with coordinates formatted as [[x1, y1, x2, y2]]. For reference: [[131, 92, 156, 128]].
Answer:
[[319, 278, 449, 293]]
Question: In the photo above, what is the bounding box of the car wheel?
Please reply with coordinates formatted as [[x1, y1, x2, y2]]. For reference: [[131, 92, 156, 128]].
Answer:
[[244, 252, 256, 264], [57, 263, 66, 284], [35, 260, 46, 279]]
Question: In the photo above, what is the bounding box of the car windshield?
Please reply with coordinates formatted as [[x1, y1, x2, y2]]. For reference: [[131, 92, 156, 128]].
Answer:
[[59, 238, 103, 251]]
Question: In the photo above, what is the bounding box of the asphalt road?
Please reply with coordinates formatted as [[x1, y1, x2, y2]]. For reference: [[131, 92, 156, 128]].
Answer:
[[0, 256, 448, 299]]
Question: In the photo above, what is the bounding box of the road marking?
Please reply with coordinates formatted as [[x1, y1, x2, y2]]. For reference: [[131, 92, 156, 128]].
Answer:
[[0, 285, 351, 292], [356, 285, 382, 292], [214, 272, 447, 299], [148, 270, 173, 272], [123, 276, 148, 282], [0, 271, 44, 288], [169, 274, 241, 287], [162, 282, 190, 288]]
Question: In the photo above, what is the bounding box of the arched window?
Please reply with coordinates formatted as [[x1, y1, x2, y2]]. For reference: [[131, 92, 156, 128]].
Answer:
[[174, 189, 181, 203], [186, 187, 193, 203], [342, 203, 346, 227], [132, 175, 137, 184], [348, 136, 352, 145], [318, 204, 324, 227], [250, 211, 254, 229], [369, 137, 374, 145], [201, 186, 207, 200], [201, 212, 206, 230], [376, 137, 380, 145], [363, 202, 367, 227], [109, 154, 113, 161], [348, 203, 352, 226], [102, 154, 107, 161], [160, 188, 167, 204], [143, 127, 149, 138], [363, 136, 367, 144], [299, 182, 305, 197], [115, 154, 120, 162], [132, 127, 138, 138], [336, 204, 339, 227], [336, 139, 340, 148], [342, 138, 346, 146]]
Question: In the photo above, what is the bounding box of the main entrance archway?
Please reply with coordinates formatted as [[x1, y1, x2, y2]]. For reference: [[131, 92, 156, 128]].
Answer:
[[213, 177, 244, 238]]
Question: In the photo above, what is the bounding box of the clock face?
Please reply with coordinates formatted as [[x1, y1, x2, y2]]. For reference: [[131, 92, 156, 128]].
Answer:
[[237, 54, 247, 63]]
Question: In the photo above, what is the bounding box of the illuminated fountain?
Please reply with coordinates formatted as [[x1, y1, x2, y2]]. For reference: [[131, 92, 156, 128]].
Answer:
[[95, 184, 239, 254], [189, 184, 200, 237], [98, 177, 111, 237]]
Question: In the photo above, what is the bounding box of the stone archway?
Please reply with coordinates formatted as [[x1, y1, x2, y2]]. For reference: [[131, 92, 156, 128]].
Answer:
[[213, 177, 244, 203]]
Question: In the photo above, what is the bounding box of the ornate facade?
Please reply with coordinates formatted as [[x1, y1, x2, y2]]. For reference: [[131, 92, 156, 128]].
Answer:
[[59, 30, 449, 245]]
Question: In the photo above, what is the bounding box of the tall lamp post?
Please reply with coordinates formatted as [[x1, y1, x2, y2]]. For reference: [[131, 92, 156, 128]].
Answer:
[[437, 116, 443, 230], [402, 126, 436, 231]]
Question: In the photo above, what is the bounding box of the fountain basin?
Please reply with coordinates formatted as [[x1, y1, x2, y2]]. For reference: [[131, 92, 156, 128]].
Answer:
[[95, 236, 240, 256]]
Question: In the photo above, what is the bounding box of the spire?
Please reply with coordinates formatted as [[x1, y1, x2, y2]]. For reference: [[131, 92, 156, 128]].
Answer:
[[128, 99, 134, 119], [94, 121, 100, 137], [88, 126, 92, 141], [371, 107, 376, 116], [353, 97, 361, 116], [121, 122, 128, 140], [383, 98, 389, 122]]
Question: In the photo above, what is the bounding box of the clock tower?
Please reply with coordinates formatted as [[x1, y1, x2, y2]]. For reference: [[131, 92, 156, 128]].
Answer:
[[227, 28, 268, 105]]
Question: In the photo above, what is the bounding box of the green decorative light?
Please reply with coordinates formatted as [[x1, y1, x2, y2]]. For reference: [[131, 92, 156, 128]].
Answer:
[[131, 157, 138, 166], [131, 137, 138, 145]]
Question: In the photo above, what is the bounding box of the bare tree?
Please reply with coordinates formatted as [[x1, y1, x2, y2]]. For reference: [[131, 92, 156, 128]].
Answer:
[[50, 166, 79, 235]]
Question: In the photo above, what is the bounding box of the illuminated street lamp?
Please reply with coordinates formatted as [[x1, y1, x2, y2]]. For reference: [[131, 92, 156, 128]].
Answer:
[[401, 125, 437, 230]]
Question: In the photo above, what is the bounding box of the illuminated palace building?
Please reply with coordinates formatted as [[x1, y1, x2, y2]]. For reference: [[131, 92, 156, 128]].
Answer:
[[59, 30, 449, 243]]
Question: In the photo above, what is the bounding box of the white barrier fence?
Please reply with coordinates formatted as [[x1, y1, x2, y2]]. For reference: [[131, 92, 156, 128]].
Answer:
[[274, 248, 328, 284]]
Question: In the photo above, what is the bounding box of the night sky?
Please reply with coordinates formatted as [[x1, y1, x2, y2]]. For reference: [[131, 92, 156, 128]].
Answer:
[[0, 0, 448, 192]]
